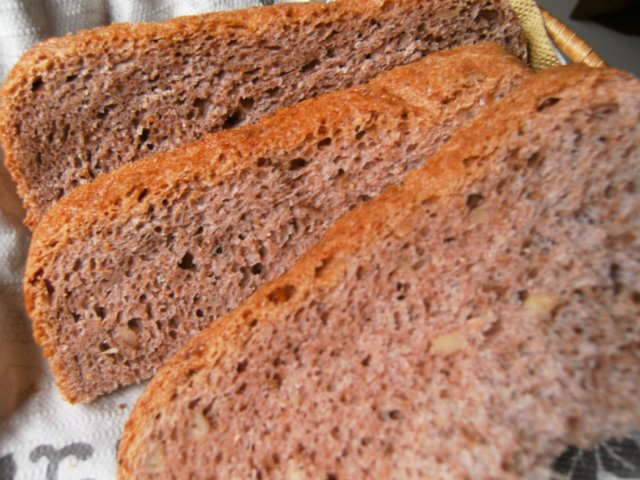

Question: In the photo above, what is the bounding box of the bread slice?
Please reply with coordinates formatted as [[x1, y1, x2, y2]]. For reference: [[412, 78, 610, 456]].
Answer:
[[25, 43, 530, 403], [0, 0, 526, 229], [118, 65, 640, 479]]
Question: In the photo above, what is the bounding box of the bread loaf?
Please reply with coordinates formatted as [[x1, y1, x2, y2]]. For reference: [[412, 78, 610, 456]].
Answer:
[[118, 65, 640, 479], [0, 0, 526, 228], [25, 43, 530, 403]]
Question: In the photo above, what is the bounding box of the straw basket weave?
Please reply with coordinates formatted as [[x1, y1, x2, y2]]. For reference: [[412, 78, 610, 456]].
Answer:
[[541, 9, 607, 67]]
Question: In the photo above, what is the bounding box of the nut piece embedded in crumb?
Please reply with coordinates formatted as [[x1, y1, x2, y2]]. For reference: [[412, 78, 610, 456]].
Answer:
[[144, 442, 165, 472], [115, 324, 139, 348], [191, 410, 211, 439], [286, 461, 309, 480], [431, 331, 468, 355], [524, 292, 559, 318]]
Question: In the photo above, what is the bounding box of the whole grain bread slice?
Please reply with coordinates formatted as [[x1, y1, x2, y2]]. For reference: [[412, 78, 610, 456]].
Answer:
[[0, 0, 526, 229], [117, 64, 640, 479], [25, 43, 530, 403]]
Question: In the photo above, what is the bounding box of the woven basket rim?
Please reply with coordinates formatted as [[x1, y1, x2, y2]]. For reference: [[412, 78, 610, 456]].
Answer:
[[540, 9, 607, 68]]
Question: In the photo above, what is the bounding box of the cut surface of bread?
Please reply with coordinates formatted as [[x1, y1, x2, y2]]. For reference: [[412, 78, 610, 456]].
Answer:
[[0, 0, 526, 228], [118, 65, 640, 479], [25, 43, 530, 403]]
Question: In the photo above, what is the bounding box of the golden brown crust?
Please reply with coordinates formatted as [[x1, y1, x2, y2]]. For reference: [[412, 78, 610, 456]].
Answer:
[[24, 42, 530, 403], [118, 64, 640, 478]]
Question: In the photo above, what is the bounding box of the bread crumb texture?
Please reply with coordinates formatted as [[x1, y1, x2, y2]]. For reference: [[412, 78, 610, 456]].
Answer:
[[118, 65, 640, 479], [25, 43, 530, 403]]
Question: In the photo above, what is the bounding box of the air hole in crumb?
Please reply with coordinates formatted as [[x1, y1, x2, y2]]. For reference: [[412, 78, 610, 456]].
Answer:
[[271, 372, 283, 389], [387, 410, 404, 420], [222, 109, 243, 129], [268, 284, 296, 304], [327, 474, 338, 480], [94, 305, 106, 319], [256, 157, 271, 168], [244, 67, 260, 77], [289, 158, 308, 170], [314, 256, 333, 277], [466, 193, 485, 210], [137, 189, 148, 202], [317, 137, 332, 149], [215, 245, 223, 255], [355, 130, 365, 140], [631, 291, 640, 304], [361, 355, 371, 367], [236, 359, 248, 373], [265, 86, 280, 96], [169, 318, 180, 329], [168, 331, 177, 340], [178, 252, 196, 270], [609, 263, 623, 294], [251, 263, 263, 275], [31, 77, 43, 91], [196, 309, 204, 318], [477, 8, 498, 22], [193, 97, 208, 114], [526, 152, 541, 168], [537, 97, 560, 112], [61, 124, 71, 142], [604, 184, 615, 198], [138, 128, 150, 145], [99, 341, 111, 352], [128, 318, 142, 332], [300, 58, 321, 73], [240, 97, 255, 109]]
